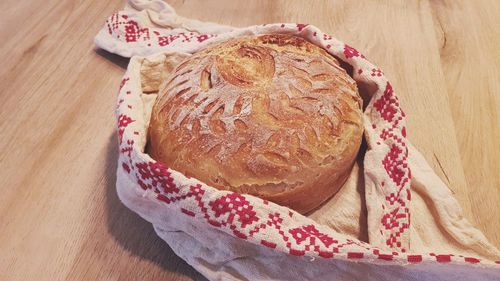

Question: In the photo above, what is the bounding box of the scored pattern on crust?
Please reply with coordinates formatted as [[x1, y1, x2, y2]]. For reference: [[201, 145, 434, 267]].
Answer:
[[107, 12, 500, 267], [148, 34, 363, 213]]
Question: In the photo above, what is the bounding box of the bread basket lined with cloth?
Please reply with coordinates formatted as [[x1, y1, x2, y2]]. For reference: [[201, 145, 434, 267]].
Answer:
[[95, 1, 500, 280]]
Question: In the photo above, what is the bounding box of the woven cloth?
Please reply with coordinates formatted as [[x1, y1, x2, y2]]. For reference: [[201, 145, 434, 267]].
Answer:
[[95, 1, 500, 280]]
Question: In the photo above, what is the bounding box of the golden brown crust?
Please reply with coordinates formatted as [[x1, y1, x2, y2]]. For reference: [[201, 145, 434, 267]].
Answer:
[[148, 34, 363, 214]]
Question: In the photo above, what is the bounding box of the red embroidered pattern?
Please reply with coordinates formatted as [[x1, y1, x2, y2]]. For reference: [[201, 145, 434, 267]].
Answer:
[[371, 68, 383, 77], [210, 193, 259, 228], [371, 81, 411, 251], [120, 139, 134, 158], [109, 18, 496, 267], [343, 44, 360, 58], [289, 225, 337, 248], [119, 77, 129, 91], [106, 12, 216, 48], [374, 82, 398, 122], [124, 20, 150, 42], [117, 114, 134, 145], [296, 23, 309, 31]]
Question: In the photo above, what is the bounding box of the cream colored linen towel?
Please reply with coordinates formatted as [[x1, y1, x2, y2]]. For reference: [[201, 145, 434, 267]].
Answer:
[[95, 1, 500, 280]]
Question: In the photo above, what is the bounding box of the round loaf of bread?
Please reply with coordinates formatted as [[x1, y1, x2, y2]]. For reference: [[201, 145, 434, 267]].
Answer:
[[148, 34, 363, 214]]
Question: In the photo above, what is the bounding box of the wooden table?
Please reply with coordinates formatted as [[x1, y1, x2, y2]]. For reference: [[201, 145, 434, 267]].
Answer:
[[1, 0, 498, 280]]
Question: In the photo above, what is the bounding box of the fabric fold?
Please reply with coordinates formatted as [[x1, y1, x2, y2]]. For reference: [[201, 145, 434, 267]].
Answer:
[[96, 0, 500, 280]]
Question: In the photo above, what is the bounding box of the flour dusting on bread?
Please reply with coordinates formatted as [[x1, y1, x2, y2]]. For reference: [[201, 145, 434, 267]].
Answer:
[[148, 34, 363, 214]]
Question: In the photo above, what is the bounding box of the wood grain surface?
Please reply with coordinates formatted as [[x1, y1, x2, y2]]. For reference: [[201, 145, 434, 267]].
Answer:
[[0, 0, 498, 280]]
